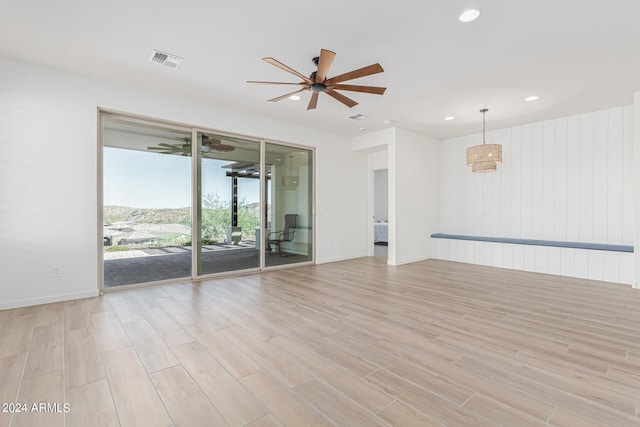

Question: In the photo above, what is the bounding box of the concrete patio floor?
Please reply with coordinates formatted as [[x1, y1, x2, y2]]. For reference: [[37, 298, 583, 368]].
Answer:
[[103, 243, 309, 288]]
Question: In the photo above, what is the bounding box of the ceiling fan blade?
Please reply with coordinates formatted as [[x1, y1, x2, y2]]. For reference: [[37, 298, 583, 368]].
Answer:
[[316, 49, 336, 83], [268, 87, 308, 103], [328, 84, 386, 95], [262, 57, 313, 84], [213, 144, 235, 152], [247, 80, 308, 85], [149, 145, 181, 152], [325, 89, 358, 108], [307, 92, 319, 110], [325, 63, 384, 85]]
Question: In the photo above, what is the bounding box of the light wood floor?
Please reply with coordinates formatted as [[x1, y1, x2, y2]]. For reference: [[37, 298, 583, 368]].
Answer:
[[1, 257, 640, 427]]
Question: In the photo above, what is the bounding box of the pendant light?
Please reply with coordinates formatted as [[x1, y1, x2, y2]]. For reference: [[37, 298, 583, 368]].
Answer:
[[282, 155, 299, 188], [466, 108, 502, 173]]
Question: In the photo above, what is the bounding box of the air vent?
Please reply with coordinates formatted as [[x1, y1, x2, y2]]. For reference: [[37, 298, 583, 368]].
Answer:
[[348, 113, 368, 120], [149, 50, 183, 69]]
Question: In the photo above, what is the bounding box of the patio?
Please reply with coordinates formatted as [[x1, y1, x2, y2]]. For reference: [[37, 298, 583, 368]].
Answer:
[[104, 242, 309, 288]]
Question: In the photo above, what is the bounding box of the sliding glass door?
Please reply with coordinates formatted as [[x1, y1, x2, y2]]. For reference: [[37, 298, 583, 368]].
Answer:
[[101, 113, 313, 289], [102, 116, 193, 288], [196, 132, 260, 275], [264, 143, 313, 267]]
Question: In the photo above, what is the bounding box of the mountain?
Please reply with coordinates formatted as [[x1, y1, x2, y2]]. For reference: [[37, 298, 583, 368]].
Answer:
[[104, 205, 190, 224]]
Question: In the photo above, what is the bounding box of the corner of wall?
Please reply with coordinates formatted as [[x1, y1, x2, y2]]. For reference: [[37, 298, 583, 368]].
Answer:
[[634, 93, 639, 289], [351, 127, 395, 152]]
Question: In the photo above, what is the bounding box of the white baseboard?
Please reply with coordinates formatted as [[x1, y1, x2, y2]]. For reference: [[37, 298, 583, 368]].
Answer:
[[0, 289, 100, 310], [316, 252, 368, 265], [389, 255, 432, 266]]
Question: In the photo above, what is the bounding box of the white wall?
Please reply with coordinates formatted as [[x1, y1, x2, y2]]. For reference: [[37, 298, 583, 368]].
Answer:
[[353, 128, 441, 265], [391, 128, 441, 265], [353, 132, 393, 257], [352, 128, 395, 152], [374, 169, 388, 222], [435, 105, 635, 285], [0, 56, 368, 309]]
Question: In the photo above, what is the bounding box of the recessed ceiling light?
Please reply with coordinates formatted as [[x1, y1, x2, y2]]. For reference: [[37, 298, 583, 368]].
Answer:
[[444, 116, 455, 121], [360, 127, 367, 131], [525, 95, 540, 102], [459, 9, 481, 22], [289, 95, 301, 101]]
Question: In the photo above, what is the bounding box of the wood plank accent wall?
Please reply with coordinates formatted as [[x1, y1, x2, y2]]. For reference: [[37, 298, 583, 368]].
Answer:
[[436, 105, 634, 285]]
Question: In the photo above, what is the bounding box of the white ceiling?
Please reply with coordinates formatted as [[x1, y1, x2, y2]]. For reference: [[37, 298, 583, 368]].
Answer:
[[2, 0, 640, 139]]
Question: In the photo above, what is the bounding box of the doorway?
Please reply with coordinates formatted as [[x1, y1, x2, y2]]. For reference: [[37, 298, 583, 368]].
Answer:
[[373, 169, 388, 260]]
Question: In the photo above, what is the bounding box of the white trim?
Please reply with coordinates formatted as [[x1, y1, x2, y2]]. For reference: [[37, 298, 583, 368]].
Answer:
[[389, 255, 433, 266], [191, 128, 199, 277], [367, 169, 375, 257], [634, 92, 640, 289], [316, 253, 368, 264], [0, 290, 100, 311], [388, 134, 397, 265], [312, 147, 317, 265], [260, 138, 266, 270], [263, 261, 314, 272], [97, 109, 105, 293]]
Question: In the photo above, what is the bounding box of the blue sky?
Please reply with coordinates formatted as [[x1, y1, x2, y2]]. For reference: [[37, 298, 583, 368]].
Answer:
[[104, 148, 260, 208]]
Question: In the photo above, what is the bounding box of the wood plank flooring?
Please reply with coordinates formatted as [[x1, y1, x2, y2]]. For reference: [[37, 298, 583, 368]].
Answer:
[[1, 257, 640, 426]]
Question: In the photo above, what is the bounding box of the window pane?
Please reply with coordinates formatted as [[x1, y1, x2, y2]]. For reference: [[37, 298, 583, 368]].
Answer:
[[264, 143, 313, 267], [103, 117, 192, 287], [197, 132, 260, 275]]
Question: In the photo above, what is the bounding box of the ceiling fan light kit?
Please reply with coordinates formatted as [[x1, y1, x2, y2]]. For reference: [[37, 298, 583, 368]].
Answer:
[[147, 134, 235, 157], [248, 49, 386, 110], [466, 108, 502, 173]]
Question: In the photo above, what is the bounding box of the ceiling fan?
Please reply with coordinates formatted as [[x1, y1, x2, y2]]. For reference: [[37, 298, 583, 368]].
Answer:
[[147, 134, 235, 157], [248, 49, 386, 110]]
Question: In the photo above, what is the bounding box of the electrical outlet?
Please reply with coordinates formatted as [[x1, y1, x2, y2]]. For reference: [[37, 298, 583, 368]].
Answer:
[[51, 266, 61, 278]]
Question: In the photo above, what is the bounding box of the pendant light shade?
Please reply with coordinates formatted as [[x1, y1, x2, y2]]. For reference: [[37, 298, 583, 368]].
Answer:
[[466, 144, 502, 165], [466, 108, 502, 172], [471, 161, 497, 173]]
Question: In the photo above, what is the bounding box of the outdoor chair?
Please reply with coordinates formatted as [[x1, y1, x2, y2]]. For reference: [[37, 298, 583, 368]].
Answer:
[[267, 214, 297, 256]]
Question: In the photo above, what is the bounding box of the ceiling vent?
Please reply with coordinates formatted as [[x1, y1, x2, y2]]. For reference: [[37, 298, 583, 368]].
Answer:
[[348, 113, 368, 120], [149, 50, 183, 69]]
